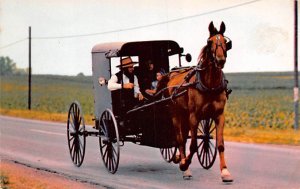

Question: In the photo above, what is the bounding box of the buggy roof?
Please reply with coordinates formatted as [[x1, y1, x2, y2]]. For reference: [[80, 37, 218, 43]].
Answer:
[[91, 40, 183, 57]]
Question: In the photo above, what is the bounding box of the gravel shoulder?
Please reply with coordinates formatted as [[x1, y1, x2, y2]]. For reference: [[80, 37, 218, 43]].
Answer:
[[0, 159, 102, 189]]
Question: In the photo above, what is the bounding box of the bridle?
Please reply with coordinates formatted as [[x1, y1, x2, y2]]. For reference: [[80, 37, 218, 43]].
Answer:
[[205, 34, 232, 69]]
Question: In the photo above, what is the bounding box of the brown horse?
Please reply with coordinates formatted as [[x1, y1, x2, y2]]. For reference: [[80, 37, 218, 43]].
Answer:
[[159, 21, 233, 182]]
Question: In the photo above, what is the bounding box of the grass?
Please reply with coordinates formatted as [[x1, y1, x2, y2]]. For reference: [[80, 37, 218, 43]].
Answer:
[[0, 173, 9, 189], [0, 73, 299, 145], [0, 108, 94, 125], [224, 126, 300, 145]]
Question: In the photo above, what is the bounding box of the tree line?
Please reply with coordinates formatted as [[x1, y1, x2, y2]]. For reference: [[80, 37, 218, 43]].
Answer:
[[0, 56, 28, 75]]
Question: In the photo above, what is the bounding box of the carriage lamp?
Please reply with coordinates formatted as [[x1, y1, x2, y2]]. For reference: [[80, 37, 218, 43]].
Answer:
[[98, 77, 107, 86]]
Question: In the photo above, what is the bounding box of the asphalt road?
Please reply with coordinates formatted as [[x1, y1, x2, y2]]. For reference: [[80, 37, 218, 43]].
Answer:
[[0, 115, 299, 189]]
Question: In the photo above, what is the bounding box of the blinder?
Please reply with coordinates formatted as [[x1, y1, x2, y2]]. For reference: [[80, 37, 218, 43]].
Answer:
[[207, 39, 213, 47], [224, 36, 232, 51]]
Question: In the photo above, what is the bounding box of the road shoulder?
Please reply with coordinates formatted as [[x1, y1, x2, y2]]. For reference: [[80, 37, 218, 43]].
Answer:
[[0, 159, 101, 189]]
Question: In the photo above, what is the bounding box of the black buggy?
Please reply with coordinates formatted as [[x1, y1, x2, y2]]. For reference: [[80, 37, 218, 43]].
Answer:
[[67, 40, 218, 173]]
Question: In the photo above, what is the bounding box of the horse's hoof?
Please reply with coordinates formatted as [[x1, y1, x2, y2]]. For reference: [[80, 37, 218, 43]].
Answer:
[[179, 163, 188, 171], [173, 155, 181, 164], [183, 169, 192, 180], [221, 168, 233, 183], [222, 175, 233, 183], [179, 159, 191, 171]]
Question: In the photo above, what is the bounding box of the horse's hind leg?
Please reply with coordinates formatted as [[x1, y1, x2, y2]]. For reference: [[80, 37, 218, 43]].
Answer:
[[186, 112, 198, 165], [215, 114, 233, 182], [172, 111, 187, 171]]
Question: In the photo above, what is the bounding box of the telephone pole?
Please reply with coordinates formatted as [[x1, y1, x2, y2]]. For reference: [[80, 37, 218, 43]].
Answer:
[[28, 26, 32, 110], [294, 0, 298, 130]]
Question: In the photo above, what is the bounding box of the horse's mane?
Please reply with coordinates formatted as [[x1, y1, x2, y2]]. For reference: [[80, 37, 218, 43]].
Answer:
[[197, 45, 210, 65]]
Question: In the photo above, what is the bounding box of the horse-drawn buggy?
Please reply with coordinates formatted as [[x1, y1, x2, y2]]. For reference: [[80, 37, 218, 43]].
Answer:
[[67, 22, 233, 182]]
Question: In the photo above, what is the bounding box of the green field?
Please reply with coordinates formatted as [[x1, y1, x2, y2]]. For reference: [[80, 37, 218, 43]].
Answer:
[[0, 75, 94, 115], [225, 72, 296, 129], [0, 72, 299, 144], [0, 72, 297, 128]]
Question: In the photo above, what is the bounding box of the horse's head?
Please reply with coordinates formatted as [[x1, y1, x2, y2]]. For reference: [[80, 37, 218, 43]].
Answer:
[[206, 21, 232, 69]]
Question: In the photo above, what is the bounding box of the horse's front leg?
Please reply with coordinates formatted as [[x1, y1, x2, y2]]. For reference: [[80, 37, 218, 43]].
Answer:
[[215, 114, 233, 182], [181, 112, 198, 180]]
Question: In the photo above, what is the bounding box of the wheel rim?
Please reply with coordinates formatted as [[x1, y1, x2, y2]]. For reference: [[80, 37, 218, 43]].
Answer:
[[67, 102, 86, 167], [197, 118, 217, 169], [99, 109, 120, 174], [160, 147, 177, 163]]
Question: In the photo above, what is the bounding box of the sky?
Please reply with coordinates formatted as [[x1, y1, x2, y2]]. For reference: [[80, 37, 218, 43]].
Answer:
[[0, 0, 298, 75]]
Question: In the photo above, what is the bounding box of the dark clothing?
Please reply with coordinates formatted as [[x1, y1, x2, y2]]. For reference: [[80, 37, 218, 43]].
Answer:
[[111, 71, 137, 116]]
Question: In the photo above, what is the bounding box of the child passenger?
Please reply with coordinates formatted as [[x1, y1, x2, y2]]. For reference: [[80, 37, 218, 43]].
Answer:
[[145, 69, 166, 95]]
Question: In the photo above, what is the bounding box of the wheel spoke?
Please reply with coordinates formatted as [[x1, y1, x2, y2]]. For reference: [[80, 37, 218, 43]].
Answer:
[[208, 142, 214, 158], [101, 142, 108, 149], [112, 146, 117, 157], [112, 153, 117, 167], [72, 105, 76, 121], [201, 147, 205, 164], [103, 146, 108, 160], [209, 125, 216, 135], [100, 120, 108, 136], [70, 121, 75, 131], [160, 147, 177, 163], [68, 134, 74, 142], [70, 140, 75, 153], [166, 149, 170, 159], [207, 149, 211, 166], [110, 157, 114, 171], [105, 149, 109, 166], [78, 117, 82, 126], [72, 144, 76, 162], [76, 149, 79, 165], [199, 141, 204, 163]]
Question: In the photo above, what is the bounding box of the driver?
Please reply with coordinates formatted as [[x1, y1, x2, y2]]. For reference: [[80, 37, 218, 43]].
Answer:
[[108, 57, 144, 115]]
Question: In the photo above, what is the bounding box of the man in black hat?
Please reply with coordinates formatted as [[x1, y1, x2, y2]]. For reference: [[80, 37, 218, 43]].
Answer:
[[108, 57, 144, 116]]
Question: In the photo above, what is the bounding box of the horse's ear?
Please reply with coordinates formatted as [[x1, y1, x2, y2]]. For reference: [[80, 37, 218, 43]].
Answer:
[[219, 21, 226, 34], [208, 21, 216, 36]]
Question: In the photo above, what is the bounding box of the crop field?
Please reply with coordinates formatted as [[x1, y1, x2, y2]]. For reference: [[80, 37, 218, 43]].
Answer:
[[225, 72, 296, 129], [0, 72, 299, 144]]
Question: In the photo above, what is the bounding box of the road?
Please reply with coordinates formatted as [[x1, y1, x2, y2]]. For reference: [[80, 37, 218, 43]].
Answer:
[[0, 115, 299, 189]]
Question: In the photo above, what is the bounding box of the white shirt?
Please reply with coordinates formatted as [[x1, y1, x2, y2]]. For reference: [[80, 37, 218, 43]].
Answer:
[[107, 74, 141, 97]]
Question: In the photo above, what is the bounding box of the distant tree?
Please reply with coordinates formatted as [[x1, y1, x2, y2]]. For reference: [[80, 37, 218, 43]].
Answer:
[[0, 56, 28, 75], [77, 72, 85, 77], [0, 56, 16, 75]]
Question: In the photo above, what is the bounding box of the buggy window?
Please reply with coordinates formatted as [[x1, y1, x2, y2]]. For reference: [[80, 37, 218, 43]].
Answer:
[[169, 54, 180, 71]]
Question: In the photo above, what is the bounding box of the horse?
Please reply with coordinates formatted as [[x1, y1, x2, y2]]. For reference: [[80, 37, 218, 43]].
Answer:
[[157, 21, 233, 182]]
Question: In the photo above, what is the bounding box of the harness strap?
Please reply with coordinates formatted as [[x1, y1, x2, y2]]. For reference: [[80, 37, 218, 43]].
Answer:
[[195, 70, 228, 94]]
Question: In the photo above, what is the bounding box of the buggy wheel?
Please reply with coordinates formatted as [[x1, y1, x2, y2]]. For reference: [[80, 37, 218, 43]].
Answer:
[[99, 109, 120, 174], [67, 101, 86, 167], [160, 147, 178, 163], [197, 118, 217, 169]]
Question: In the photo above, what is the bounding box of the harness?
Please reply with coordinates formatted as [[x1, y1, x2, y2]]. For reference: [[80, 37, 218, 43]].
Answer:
[[167, 63, 231, 100], [195, 70, 228, 94]]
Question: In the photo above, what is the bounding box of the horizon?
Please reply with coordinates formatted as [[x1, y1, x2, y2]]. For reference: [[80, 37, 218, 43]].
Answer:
[[6, 70, 295, 77]]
